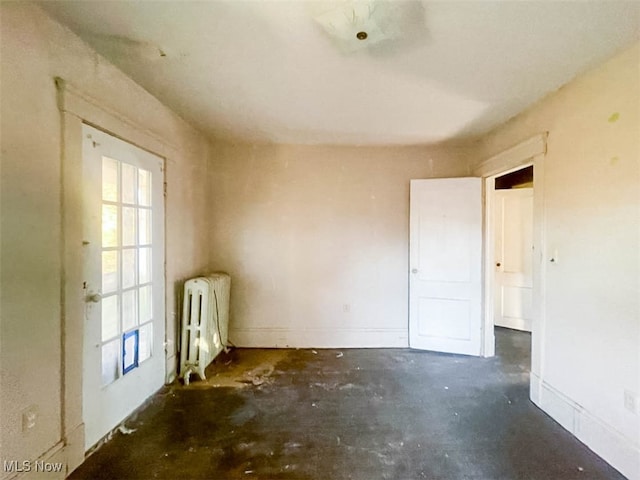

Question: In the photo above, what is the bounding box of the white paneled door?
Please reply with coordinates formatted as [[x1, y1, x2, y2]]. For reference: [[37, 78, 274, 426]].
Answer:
[[494, 188, 533, 331], [409, 178, 482, 356], [82, 125, 165, 450]]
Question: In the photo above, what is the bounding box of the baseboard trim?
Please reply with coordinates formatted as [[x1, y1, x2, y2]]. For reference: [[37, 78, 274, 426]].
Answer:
[[495, 317, 531, 332], [229, 327, 409, 348], [2, 441, 65, 480], [165, 353, 178, 384], [530, 374, 639, 480], [64, 422, 85, 477]]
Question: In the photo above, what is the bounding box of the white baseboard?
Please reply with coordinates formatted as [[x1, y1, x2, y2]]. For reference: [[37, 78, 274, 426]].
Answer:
[[165, 353, 178, 384], [229, 327, 409, 348], [63, 422, 85, 477], [530, 373, 639, 480], [2, 441, 66, 480], [495, 317, 531, 332]]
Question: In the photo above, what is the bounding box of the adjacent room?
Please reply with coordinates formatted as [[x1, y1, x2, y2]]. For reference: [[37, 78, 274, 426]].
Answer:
[[1, 1, 638, 479]]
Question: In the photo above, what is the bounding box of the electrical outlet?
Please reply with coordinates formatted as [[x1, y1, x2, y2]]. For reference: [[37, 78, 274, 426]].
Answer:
[[22, 405, 38, 432], [343, 304, 350, 313], [624, 390, 638, 414]]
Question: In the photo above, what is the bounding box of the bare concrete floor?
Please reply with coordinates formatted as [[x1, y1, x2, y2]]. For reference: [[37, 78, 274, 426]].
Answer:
[[70, 328, 625, 479]]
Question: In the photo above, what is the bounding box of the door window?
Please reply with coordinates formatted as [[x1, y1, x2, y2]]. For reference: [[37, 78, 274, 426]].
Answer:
[[100, 156, 155, 385]]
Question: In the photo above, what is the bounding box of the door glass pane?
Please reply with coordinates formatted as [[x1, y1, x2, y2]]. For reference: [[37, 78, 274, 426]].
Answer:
[[101, 294, 119, 341], [102, 250, 119, 294], [122, 207, 136, 247], [121, 163, 136, 204], [102, 205, 118, 248], [139, 323, 153, 362], [122, 248, 137, 289], [101, 339, 120, 386], [138, 208, 151, 245], [97, 150, 158, 391], [139, 285, 152, 323], [123, 330, 139, 374], [138, 169, 152, 206], [102, 157, 118, 202], [122, 289, 138, 332], [139, 247, 152, 284]]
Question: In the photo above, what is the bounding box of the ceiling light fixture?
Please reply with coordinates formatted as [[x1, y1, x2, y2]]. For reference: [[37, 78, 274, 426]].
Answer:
[[314, 1, 402, 52]]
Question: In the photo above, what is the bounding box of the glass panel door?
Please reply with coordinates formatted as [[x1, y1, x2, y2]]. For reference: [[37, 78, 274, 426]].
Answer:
[[82, 124, 165, 451]]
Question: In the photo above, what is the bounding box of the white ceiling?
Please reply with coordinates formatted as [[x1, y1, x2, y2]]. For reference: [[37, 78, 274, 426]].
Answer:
[[40, 1, 640, 146]]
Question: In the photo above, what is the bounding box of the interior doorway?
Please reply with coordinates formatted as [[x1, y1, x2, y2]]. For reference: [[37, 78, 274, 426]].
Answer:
[[484, 164, 534, 370], [492, 166, 534, 332]]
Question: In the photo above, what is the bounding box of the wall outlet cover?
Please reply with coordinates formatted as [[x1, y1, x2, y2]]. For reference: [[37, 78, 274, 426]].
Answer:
[[21, 405, 38, 431], [623, 390, 638, 414]]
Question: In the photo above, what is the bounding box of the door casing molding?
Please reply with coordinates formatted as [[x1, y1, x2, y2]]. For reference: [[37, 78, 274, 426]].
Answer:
[[56, 77, 174, 474], [476, 133, 547, 368]]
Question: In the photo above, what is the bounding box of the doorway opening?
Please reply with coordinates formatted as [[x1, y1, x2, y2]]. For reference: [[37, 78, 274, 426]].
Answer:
[[486, 164, 534, 368], [493, 166, 533, 332]]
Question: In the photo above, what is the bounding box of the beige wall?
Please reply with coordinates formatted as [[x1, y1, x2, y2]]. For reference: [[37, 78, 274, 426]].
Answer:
[[208, 143, 474, 347], [0, 3, 210, 476], [477, 43, 640, 478]]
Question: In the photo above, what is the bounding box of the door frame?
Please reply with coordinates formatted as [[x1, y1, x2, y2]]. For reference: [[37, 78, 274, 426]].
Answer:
[[57, 78, 175, 467], [474, 134, 547, 377], [483, 162, 533, 355]]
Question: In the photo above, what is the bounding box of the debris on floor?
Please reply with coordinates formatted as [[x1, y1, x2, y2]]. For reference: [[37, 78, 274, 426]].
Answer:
[[70, 331, 625, 480], [183, 349, 288, 389]]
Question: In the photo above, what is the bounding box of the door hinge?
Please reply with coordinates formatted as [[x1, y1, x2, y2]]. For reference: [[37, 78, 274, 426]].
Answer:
[[163, 182, 168, 196]]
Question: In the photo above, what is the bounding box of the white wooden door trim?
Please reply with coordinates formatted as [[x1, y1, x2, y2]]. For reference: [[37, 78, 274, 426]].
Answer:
[[57, 78, 173, 464], [474, 133, 547, 177], [479, 135, 546, 372]]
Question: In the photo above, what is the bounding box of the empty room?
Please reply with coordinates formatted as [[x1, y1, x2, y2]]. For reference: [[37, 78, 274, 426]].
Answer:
[[1, 1, 639, 479]]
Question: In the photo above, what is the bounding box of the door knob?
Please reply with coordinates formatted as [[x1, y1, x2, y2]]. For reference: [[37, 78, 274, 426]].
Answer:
[[496, 262, 501, 267], [86, 292, 102, 303], [411, 268, 418, 274]]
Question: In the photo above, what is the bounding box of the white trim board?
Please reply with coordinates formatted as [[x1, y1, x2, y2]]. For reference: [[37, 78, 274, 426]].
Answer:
[[3, 441, 67, 480], [229, 328, 409, 349], [56, 77, 178, 159], [474, 133, 548, 178], [56, 77, 176, 475], [531, 373, 640, 480], [479, 134, 547, 359]]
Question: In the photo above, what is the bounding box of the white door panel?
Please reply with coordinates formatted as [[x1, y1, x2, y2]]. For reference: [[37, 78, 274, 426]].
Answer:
[[409, 178, 482, 356], [494, 188, 533, 331], [82, 125, 165, 450]]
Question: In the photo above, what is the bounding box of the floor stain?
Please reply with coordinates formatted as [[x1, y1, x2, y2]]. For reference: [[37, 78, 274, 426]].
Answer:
[[185, 348, 289, 389], [70, 330, 625, 480]]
